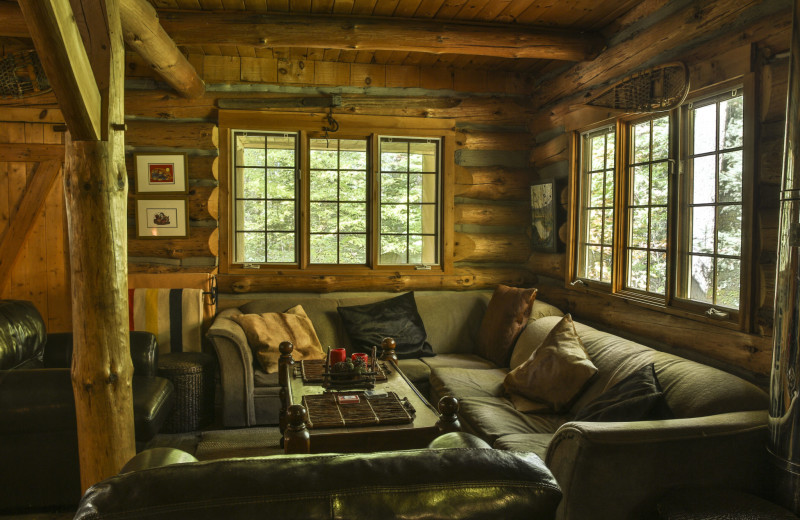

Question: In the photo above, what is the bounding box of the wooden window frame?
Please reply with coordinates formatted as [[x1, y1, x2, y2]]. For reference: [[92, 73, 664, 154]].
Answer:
[[567, 77, 754, 332], [219, 111, 455, 277]]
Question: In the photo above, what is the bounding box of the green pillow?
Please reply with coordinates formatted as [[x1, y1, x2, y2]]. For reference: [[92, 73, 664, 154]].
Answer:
[[574, 363, 673, 422]]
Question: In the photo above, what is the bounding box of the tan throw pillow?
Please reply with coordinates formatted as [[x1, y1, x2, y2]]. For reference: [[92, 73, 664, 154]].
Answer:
[[503, 314, 597, 414], [231, 305, 325, 374], [476, 285, 537, 367]]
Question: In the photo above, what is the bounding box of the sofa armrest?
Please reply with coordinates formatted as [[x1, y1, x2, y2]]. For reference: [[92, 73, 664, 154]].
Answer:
[[545, 410, 770, 520], [206, 309, 256, 427], [121, 447, 198, 473], [45, 331, 159, 377]]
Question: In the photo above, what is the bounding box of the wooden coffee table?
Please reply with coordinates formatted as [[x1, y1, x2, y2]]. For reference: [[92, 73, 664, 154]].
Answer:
[[278, 341, 459, 454]]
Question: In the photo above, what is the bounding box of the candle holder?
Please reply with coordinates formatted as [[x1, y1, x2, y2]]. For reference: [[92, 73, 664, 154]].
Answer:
[[322, 345, 378, 391]]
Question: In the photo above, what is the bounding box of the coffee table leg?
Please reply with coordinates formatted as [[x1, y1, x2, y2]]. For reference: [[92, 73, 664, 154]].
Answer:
[[436, 395, 461, 434], [278, 341, 295, 441], [284, 404, 310, 454]]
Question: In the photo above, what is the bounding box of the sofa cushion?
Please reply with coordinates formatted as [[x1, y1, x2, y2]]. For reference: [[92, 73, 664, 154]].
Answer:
[[504, 314, 597, 414], [430, 367, 508, 402], [337, 292, 434, 359], [414, 291, 489, 355], [476, 285, 537, 367], [493, 433, 554, 459], [232, 305, 325, 374], [239, 298, 343, 347], [574, 363, 673, 422], [458, 397, 570, 443], [253, 368, 280, 388], [395, 358, 431, 396], [423, 353, 497, 371]]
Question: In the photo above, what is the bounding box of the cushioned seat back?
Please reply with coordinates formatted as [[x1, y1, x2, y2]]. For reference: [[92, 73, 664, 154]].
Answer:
[[516, 317, 768, 418], [0, 300, 46, 370], [75, 449, 562, 520]]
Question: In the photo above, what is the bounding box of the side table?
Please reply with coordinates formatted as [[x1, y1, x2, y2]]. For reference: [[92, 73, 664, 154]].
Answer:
[[157, 352, 216, 433]]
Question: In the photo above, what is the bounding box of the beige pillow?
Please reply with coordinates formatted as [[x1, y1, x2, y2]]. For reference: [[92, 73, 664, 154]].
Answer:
[[503, 314, 597, 414], [231, 305, 325, 373]]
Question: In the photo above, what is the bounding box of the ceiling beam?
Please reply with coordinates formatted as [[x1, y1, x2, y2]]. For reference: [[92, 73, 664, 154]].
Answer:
[[18, 0, 102, 140], [119, 0, 205, 98], [156, 11, 604, 62]]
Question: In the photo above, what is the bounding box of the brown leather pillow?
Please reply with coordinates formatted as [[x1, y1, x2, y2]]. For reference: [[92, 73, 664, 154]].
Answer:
[[231, 305, 325, 373], [476, 285, 537, 367], [503, 314, 597, 414]]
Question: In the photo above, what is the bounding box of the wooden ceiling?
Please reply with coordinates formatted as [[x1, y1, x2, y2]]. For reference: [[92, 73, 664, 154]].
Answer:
[[141, 0, 646, 74]]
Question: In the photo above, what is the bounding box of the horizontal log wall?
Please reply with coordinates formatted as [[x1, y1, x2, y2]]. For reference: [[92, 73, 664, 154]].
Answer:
[[120, 52, 538, 290], [526, 9, 791, 378]]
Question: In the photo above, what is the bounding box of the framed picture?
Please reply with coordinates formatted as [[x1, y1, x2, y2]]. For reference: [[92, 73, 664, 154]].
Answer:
[[134, 153, 188, 194], [135, 198, 189, 238], [530, 180, 557, 253]]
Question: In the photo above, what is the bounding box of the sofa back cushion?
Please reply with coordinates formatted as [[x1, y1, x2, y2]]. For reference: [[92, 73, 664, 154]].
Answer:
[[0, 300, 46, 370], [239, 297, 343, 348], [519, 317, 768, 419]]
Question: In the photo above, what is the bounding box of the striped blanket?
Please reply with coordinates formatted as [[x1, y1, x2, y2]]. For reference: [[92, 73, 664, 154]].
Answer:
[[128, 288, 204, 354]]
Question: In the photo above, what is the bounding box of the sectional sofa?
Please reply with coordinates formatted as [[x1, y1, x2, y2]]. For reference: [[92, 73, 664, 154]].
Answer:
[[207, 289, 771, 519]]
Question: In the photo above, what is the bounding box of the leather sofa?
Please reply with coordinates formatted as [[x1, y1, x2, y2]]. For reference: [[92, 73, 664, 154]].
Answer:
[[0, 300, 175, 511], [208, 290, 772, 519], [74, 432, 563, 520]]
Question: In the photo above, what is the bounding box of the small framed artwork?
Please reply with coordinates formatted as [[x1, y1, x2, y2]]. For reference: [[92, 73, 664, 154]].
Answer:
[[135, 198, 189, 238], [530, 180, 557, 253], [134, 153, 188, 194]]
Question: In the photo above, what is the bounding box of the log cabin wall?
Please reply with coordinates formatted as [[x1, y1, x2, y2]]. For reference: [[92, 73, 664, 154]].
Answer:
[[526, 7, 792, 381], [123, 55, 540, 293]]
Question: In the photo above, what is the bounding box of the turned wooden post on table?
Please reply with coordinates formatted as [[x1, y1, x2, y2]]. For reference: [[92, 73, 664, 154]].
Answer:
[[284, 404, 310, 454], [278, 341, 295, 438], [436, 395, 461, 434], [380, 337, 398, 362]]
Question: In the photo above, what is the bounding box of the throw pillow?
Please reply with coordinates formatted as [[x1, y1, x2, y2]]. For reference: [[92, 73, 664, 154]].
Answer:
[[231, 305, 325, 374], [503, 314, 597, 414], [476, 285, 537, 367], [574, 363, 673, 422], [337, 292, 434, 359]]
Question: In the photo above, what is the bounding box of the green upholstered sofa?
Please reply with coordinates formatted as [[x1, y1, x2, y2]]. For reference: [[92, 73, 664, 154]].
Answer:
[[206, 290, 770, 519]]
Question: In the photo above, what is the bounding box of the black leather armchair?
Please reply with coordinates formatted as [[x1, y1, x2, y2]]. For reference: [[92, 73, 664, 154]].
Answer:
[[75, 432, 563, 520], [0, 300, 175, 511]]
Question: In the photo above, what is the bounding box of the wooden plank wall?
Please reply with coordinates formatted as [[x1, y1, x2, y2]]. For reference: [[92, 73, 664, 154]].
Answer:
[[0, 118, 71, 332], [525, 12, 791, 380], [123, 54, 539, 291]]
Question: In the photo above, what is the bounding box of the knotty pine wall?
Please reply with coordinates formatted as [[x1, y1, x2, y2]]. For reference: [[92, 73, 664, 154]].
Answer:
[[525, 9, 791, 381], [0, 119, 71, 332]]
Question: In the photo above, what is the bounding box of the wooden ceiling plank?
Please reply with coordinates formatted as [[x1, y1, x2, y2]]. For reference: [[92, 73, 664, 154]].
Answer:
[[455, 0, 494, 21], [221, 0, 247, 9], [432, 0, 467, 20], [413, 0, 446, 18], [311, 0, 335, 13], [472, 0, 512, 22], [332, 0, 355, 14], [120, 0, 206, 98], [267, 0, 291, 11], [0, 1, 31, 38], [495, 0, 537, 23], [17, 0, 101, 141], [393, 0, 424, 18], [290, 0, 313, 12], [372, 0, 400, 16], [0, 159, 61, 294], [156, 10, 604, 61], [350, 0, 377, 15]]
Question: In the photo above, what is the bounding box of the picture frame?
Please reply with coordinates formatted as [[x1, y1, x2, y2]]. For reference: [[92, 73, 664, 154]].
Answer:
[[135, 198, 189, 239], [530, 180, 557, 253], [134, 153, 188, 194]]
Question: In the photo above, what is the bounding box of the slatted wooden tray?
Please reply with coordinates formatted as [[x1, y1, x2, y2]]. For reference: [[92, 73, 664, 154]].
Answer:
[[302, 391, 414, 429], [300, 359, 388, 383]]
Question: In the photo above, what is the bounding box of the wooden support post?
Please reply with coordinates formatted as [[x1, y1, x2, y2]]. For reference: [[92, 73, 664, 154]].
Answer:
[[278, 341, 295, 438]]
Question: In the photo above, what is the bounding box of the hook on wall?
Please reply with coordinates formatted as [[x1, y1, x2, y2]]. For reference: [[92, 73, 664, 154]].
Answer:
[[322, 94, 341, 140]]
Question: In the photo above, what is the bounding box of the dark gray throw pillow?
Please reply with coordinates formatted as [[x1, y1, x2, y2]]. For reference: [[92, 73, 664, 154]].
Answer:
[[573, 363, 673, 422], [337, 292, 435, 359]]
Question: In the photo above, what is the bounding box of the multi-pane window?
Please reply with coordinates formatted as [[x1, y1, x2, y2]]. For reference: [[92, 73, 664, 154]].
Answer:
[[231, 130, 442, 268], [626, 116, 670, 295], [232, 132, 297, 263], [379, 138, 440, 265], [309, 138, 368, 264], [578, 126, 615, 283], [573, 87, 747, 320], [681, 91, 744, 309]]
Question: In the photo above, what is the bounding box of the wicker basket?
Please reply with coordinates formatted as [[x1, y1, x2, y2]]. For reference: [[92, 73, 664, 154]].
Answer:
[[158, 352, 216, 433]]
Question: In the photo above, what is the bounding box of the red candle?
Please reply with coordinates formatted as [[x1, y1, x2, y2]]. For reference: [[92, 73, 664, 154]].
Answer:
[[330, 348, 347, 364], [351, 353, 369, 365]]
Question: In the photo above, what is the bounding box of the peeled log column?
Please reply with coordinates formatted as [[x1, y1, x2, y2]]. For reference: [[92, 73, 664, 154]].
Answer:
[[64, 136, 135, 490]]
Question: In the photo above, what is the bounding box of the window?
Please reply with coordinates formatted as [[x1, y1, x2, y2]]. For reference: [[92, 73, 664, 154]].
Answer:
[[226, 115, 447, 271], [577, 126, 615, 283], [572, 87, 748, 323]]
